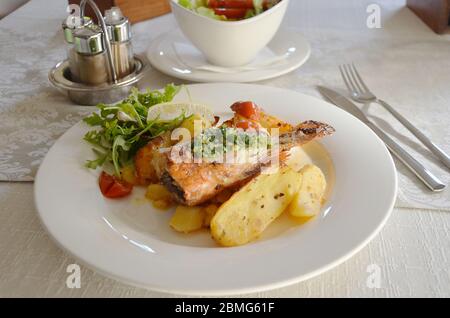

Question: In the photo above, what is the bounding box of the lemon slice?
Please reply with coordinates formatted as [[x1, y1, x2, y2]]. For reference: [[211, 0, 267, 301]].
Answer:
[[146, 102, 215, 123]]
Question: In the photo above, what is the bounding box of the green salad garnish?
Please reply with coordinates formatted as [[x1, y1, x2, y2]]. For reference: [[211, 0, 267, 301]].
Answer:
[[83, 84, 188, 177], [192, 126, 271, 162]]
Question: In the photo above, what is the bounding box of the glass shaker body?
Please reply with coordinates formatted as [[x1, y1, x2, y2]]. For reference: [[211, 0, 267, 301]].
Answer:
[[71, 51, 111, 85], [62, 17, 92, 83], [105, 7, 134, 80], [111, 40, 134, 79], [68, 47, 81, 82], [72, 26, 111, 86]]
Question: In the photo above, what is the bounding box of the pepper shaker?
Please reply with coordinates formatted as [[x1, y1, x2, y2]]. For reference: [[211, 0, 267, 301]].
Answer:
[[104, 7, 134, 79]]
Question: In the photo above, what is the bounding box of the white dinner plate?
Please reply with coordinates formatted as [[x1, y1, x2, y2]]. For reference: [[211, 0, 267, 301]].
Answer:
[[35, 83, 397, 295], [146, 28, 311, 83]]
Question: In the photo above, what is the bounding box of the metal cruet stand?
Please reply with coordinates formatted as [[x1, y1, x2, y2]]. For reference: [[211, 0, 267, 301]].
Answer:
[[49, 0, 148, 106]]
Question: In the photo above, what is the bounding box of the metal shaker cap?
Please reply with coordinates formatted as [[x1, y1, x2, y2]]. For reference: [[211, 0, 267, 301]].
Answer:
[[104, 7, 131, 43], [73, 25, 104, 55], [62, 16, 93, 44]]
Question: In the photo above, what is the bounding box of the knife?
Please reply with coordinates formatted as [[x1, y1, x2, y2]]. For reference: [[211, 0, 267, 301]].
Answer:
[[317, 86, 446, 192]]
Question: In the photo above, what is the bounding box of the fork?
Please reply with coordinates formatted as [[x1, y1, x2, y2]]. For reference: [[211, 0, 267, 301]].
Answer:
[[339, 63, 450, 170]]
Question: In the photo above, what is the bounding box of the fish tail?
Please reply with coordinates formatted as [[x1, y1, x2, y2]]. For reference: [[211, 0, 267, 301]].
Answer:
[[278, 120, 335, 151]]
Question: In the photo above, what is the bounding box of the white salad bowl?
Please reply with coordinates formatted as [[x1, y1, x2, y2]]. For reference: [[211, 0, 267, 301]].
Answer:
[[170, 0, 289, 67]]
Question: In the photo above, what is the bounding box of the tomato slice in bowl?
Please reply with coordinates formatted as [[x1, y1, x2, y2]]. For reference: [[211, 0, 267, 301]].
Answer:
[[213, 8, 248, 19], [207, 0, 255, 9]]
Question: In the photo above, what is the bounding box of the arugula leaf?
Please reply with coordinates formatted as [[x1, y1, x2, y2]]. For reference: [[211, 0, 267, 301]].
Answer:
[[85, 148, 109, 169], [111, 135, 131, 177], [83, 113, 104, 126]]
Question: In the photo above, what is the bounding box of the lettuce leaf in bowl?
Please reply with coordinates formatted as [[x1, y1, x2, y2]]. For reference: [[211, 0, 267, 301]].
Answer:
[[179, 0, 194, 9], [196, 7, 226, 20]]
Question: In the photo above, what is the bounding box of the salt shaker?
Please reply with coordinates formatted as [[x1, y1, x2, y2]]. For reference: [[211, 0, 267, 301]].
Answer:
[[72, 26, 111, 85], [62, 17, 93, 82], [104, 7, 134, 79]]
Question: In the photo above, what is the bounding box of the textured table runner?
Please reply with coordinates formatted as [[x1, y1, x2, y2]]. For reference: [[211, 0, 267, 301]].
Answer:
[[0, 0, 449, 211], [0, 90, 91, 181]]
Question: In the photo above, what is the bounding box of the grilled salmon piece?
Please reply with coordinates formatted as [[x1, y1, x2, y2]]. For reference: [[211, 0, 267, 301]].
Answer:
[[161, 121, 335, 206], [134, 133, 172, 185]]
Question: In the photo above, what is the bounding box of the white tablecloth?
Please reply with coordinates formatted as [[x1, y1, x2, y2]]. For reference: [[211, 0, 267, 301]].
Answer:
[[0, 0, 449, 297]]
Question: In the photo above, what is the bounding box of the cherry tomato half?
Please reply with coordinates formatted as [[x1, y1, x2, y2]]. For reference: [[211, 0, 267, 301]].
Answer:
[[99, 171, 133, 199], [230, 101, 261, 121]]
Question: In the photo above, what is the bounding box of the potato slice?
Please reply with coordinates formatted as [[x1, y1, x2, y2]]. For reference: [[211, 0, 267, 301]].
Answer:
[[287, 165, 327, 218], [120, 165, 138, 185], [179, 114, 212, 138], [145, 184, 172, 202], [210, 166, 302, 247], [202, 204, 219, 228], [152, 200, 173, 211], [170, 206, 205, 233]]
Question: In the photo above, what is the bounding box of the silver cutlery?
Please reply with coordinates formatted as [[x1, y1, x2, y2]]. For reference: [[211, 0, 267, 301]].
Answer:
[[317, 86, 446, 192], [339, 63, 450, 170]]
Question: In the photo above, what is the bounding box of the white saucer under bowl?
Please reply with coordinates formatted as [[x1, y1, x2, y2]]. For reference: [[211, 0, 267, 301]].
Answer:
[[146, 28, 311, 83]]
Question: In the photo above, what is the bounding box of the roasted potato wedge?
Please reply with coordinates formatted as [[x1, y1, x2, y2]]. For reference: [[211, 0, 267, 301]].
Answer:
[[146, 184, 174, 210], [286, 164, 327, 218], [179, 114, 212, 138], [146, 184, 172, 202], [210, 166, 302, 246], [152, 200, 173, 210], [170, 205, 205, 233], [120, 164, 138, 185], [202, 204, 219, 228]]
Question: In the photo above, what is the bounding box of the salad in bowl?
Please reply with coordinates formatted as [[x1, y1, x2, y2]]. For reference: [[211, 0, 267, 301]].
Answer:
[[178, 0, 282, 20], [170, 0, 289, 67]]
